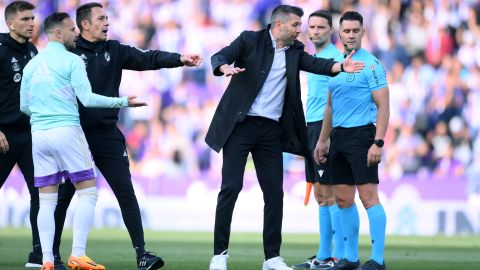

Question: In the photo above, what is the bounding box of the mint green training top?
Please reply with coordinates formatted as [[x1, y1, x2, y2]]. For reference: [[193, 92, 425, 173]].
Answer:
[[20, 41, 128, 131]]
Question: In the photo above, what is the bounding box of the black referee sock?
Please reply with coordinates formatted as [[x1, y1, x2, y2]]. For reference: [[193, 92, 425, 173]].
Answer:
[[135, 246, 146, 259]]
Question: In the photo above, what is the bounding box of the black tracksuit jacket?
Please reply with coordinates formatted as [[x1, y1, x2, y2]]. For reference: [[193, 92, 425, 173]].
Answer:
[[0, 33, 37, 132], [70, 36, 184, 131]]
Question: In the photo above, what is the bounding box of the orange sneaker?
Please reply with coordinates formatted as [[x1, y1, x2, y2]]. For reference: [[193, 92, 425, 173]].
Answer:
[[40, 261, 54, 270], [67, 255, 105, 270]]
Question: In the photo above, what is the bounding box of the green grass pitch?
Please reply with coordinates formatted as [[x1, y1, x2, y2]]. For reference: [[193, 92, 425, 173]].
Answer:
[[0, 228, 479, 269]]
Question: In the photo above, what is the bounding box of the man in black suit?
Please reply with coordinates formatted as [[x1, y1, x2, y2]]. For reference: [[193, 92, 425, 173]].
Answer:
[[206, 5, 364, 270]]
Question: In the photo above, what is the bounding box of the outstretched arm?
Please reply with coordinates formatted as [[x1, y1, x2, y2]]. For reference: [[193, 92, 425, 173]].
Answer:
[[218, 64, 246, 77], [211, 31, 247, 76], [71, 58, 145, 108], [118, 41, 184, 70], [180, 54, 202, 67], [330, 50, 365, 73]]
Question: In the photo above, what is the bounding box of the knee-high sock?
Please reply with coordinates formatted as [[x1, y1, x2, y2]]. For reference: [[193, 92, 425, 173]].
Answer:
[[367, 204, 386, 265], [316, 205, 332, 260], [339, 204, 359, 262], [38, 192, 58, 263], [330, 204, 345, 259], [71, 187, 98, 257]]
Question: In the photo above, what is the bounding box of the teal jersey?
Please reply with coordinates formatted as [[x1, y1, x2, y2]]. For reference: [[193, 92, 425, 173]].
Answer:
[[306, 43, 343, 123], [328, 48, 387, 128], [20, 42, 128, 131]]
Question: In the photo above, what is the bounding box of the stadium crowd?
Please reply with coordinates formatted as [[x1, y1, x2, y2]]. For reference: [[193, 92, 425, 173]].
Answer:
[[2, 0, 480, 196]]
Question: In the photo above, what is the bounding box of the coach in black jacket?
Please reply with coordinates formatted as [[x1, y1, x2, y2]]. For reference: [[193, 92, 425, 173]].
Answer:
[[51, 3, 201, 270], [207, 5, 363, 270], [0, 1, 44, 268]]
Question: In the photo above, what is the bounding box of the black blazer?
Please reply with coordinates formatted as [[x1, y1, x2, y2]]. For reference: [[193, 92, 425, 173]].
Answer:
[[206, 26, 337, 180]]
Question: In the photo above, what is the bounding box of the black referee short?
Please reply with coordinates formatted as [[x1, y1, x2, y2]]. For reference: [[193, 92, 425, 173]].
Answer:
[[306, 121, 331, 184], [329, 124, 379, 185]]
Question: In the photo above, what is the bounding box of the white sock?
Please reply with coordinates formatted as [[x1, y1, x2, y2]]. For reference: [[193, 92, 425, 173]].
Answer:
[[71, 187, 98, 257], [38, 192, 58, 263]]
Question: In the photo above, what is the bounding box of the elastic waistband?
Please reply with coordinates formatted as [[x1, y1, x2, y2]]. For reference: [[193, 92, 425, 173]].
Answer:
[[334, 123, 374, 130], [307, 120, 322, 127]]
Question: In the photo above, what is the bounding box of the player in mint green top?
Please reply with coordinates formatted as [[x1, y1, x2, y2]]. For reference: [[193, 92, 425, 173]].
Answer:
[[315, 11, 389, 270], [20, 29, 134, 131], [19, 12, 146, 270], [292, 10, 345, 270]]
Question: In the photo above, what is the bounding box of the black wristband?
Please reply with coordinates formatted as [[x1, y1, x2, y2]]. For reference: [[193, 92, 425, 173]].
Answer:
[[340, 62, 345, 72]]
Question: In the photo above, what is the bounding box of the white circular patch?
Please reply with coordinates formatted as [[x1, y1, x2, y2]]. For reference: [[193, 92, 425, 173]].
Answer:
[[13, 73, 21, 82]]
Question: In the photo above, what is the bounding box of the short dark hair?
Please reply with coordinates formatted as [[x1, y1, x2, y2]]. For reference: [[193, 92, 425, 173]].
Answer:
[[76, 2, 103, 32], [340, 11, 363, 26], [271, 5, 303, 24], [4, 1, 35, 22], [43, 12, 70, 34], [309, 10, 332, 27]]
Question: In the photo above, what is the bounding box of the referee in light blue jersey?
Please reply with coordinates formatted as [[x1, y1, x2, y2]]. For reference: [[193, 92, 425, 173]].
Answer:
[[314, 11, 389, 270], [292, 10, 345, 270]]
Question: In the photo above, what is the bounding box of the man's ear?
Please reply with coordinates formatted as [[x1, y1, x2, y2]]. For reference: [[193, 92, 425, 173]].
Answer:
[[7, 22, 14, 31], [55, 28, 62, 39], [81, 19, 90, 31]]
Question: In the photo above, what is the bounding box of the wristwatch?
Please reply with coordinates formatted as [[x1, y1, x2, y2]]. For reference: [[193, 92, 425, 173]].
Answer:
[[373, 139, 384, 148]]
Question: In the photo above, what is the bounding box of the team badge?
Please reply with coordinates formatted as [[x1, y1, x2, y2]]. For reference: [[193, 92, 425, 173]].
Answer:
[[104, 52, 110, 62], [13, 73, 21, 82], [11, 57, 21, 73], [345, 73, 355, 82], [12, 62, 20, 71]]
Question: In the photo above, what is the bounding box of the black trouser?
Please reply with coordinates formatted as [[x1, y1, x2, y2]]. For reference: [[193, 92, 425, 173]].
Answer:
[[214, 116, 284, 260], [53, 127, 145, 255], [0, 130, 40, 251]]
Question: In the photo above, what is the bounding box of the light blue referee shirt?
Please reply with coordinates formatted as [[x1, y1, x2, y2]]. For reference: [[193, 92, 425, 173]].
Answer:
[[306, 43, 343, 123], [328, 48, 387, 128], [20, 41, 128, 131]]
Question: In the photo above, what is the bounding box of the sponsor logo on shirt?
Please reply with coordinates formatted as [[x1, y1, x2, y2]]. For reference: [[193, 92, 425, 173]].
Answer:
[[80, 54, 88, 67], [13, 73, 21, 82], [370, 64, 379, 85]]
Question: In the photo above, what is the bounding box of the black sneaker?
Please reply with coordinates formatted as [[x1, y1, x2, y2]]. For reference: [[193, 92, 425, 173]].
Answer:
[[137, 251, 164, 270], [54, 255, 67, 270], [355, 260, 386, 270], [292, 255, 319, 269], [329, 259, 360, 270], [25, 251, 42, 268], [312, 258, 340, 269]]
